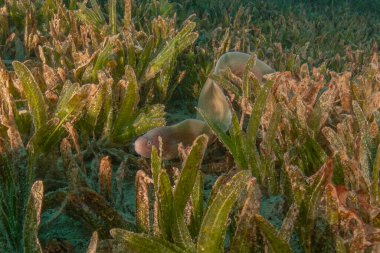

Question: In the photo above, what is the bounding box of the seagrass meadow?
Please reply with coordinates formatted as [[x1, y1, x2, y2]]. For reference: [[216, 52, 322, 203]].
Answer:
[[0, 0, 380, 252]]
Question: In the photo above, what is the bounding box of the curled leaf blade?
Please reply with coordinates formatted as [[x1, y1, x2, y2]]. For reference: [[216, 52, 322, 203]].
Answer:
[[112, 66, 139, 137], [197, 107, 234, 155], [254, 214, 293, 253]]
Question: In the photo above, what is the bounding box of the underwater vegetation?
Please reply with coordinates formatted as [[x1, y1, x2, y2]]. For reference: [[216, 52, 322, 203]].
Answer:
[[0, 0, 380, 252]]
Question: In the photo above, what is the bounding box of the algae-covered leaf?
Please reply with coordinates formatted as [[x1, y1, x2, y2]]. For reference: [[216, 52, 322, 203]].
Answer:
[[279, 203, 299, 243], [353, 100, 370, 141], [136, 117, 169, 138], [135, 170, 151, 233], [90, 0, 105, 22], [56, 81, 80, 113], [112, 66, 139, 136], [13, 61, 47, 131], [66, 188, 132, 233], [150, 146, 165, 237], [209, 74, 242, 99], [135, 104, 166, 127], [197, 107, 234, 155], [110, 229, 187, 253], [353, 100, 375, 177], [254, 214, 293, 253], [308, 86, 336, 134], [77, 1, 105, 28], [27, 118, 65, 156], [157, 170, 173, 240], [108, 0, 117, 34], [0, 81, 24, 150], [322, 127, 345, 155], [172, 135, 208, 249], [284, 164, 307, 206], [325, 184, 340, 230], [246, 80, 274, 146], [263, 103, 281, 154], [157, 56, 176, 101], [99, 156, 112, 201], [83, 83, 104, 130], [371, 143, 380, 204], [242, 54, 256, 101], [124, 32, 136, 68], [230, 178, 261, 253], [114, 104, 166, 142], [189, 171, 204, 238], [137, 36, 154, 78], [229, 111, 248, 169], [151, 146, 162, 188], [307, 100, 323, 134], [28, 85, 91, 155], [92, 41, 113, 81], [145, 21, 197, 80], [171, 214, 194, 251], [205, 173, 231, 215], [287, 114, 327, 175], [298, 158, 334, 250], [23, 180, 43, 253], [173, 134, 208, 214], [99, 77, 113, 140], [214, 28, 230, 61], [197, 170, 251, 253], [55, 84, 92, 121], [124, 0, 132, 29], [325, 184, 360, 253], [335, 236, 348, 253]]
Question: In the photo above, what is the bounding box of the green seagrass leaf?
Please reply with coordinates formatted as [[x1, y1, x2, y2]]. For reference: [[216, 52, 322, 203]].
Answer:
[[110, 229, 187, 253], [254, 214, 293, 253], [197, 170, 251, 253], [171, 135, 208, 250], [23, 181, 44, 253], [13, 61, 47, 131]]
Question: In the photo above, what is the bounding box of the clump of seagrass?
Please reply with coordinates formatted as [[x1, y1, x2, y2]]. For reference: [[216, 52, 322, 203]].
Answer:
[[0, 0, 199, 190], [199, 48, 380, 252], [102, 134, 297, 253], [108, 135, 287, 253], [1, 0, 199, 166], [0, 155, 44, 253], [42, 143, 135, 239]]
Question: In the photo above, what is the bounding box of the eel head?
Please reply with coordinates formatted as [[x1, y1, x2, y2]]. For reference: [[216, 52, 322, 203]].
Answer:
[[134, 126, 178, 160]]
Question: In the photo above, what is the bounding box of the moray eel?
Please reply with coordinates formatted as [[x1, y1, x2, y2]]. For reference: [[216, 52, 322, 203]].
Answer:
[[134, 52, 275, 160], [134, 119, 212, 160]]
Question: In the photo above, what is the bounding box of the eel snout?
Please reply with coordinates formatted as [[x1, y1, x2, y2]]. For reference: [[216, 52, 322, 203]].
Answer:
[[134, 127, 176, 159], [134, 135, 153, 158]]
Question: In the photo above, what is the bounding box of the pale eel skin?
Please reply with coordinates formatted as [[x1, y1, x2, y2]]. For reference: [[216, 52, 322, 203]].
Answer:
[[134, 52, 275, 160]]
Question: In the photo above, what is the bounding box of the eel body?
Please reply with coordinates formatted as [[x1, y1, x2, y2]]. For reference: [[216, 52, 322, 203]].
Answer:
[[214, 52, 275, 80], [134, 119, 212, 160], [134, 52, 275, 160]]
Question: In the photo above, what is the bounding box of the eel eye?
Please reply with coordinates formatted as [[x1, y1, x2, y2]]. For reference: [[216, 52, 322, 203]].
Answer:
[[147, 140, 152, 146]]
